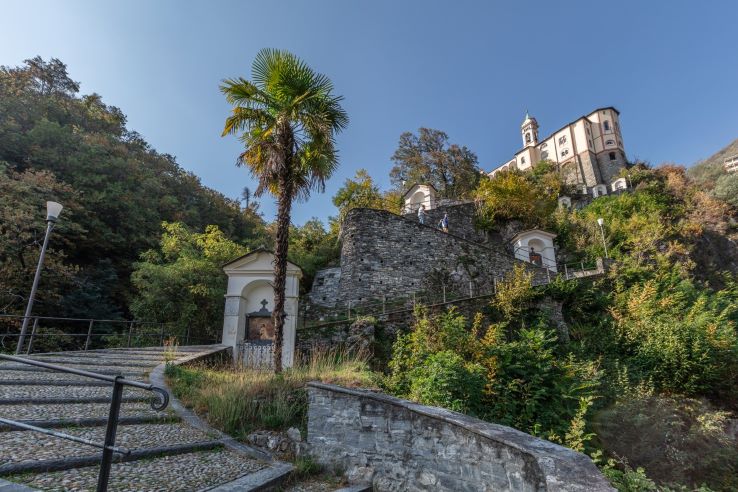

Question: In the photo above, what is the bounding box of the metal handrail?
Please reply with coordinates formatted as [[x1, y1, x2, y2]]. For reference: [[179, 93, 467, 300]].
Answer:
[[0, 314, 219, 353], [0, 354, 169, 492]]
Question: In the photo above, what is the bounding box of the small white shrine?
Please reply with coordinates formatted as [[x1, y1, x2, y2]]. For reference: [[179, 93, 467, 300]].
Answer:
[[511, 229, 558, 272], [558, 196, 572, 209], [221, 249, 302, 368], [592, 184, 608, 198], [611, 177, 627, 192], [403, 183, 437, 214]]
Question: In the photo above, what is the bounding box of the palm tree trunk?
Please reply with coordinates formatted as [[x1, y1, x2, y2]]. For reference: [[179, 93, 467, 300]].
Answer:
[[272, 171, 293, 374]]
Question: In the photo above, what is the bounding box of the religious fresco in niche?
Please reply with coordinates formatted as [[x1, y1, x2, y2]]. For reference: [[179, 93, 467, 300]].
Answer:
[[247, 299, 274, 342]]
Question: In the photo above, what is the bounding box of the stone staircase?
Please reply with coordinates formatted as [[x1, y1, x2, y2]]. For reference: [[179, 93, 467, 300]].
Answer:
[[0, 346, 291, 491]]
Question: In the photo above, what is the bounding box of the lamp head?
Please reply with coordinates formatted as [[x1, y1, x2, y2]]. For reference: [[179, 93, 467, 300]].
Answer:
[[597, 217, 604, 226], [46, 201, 63, 222]]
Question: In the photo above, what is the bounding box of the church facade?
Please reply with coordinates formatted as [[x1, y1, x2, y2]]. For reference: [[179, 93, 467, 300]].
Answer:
[[489, 107, 628, 192]]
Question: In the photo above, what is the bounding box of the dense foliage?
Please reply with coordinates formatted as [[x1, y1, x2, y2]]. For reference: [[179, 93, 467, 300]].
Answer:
[[473, 161, 563, 229], [0, 57, 266, 321], [389, 162, 738, 490], [390, 127, 481, 198], [131, 222, 247, 342]]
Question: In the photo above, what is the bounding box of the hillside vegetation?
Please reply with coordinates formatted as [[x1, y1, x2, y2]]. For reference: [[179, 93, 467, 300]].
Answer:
[[386, 163, 738, 490], [688, 137, 738, 207], [0, 57, 269, 325], [0, 58, 344, 344]]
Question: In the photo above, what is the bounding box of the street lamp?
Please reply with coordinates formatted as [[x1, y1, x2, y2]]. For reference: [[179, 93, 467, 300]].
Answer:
[[16, 201, 63, 354], [597, 217, 609, 259]]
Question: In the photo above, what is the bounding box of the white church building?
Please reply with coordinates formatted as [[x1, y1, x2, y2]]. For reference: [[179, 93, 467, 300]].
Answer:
[[489, 107, 629, 194]]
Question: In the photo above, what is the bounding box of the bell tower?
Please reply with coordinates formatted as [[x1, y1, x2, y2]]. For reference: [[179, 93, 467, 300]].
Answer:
[[521, 110, 539, 148]]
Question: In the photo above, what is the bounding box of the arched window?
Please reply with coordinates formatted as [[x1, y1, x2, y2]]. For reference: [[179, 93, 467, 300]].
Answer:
[[604, 121, 611, 131], [525, 133, 531, 143], [609, 152, 617, 161], [521, 156, 526, 165], [541, 150, 549, 160]]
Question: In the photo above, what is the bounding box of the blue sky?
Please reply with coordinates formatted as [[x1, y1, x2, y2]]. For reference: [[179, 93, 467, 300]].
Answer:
[[2, 0, 737, 225]]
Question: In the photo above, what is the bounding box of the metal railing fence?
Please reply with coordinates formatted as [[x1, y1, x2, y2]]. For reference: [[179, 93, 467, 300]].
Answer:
[[0, 354, 169, 492], [303, 257, 606, 329], [0, 314, 219, 354]]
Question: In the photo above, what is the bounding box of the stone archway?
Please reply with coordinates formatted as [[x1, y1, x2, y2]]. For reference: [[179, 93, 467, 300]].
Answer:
[[221, 249, 302, 368]]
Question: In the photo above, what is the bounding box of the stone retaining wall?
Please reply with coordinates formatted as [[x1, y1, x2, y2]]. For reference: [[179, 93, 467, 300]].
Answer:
[[402, 201, 487, 244], [337, 208, 548, 305], [306, 383, 614, 492]]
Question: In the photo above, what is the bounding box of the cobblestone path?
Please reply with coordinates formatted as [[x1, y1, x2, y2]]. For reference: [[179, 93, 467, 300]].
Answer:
[[0, 346, 285, 491]]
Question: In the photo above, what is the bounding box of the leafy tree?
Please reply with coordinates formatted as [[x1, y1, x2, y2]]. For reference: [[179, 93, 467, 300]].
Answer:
[[332, 169, 385, 218], [712, 173, 738, 207], [0, 164, 81, 315], [131, 222, 247, 343], [0, 57, 267, 318], [286, 218, 339, 286], [220, 48, 348, 372], [330, 168, 402, 234], [390, 128, 480, 198], [474, 162, 562, 229]]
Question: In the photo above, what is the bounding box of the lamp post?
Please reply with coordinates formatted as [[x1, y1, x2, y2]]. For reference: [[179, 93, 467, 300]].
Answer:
[[16, 201, 63, 354], [596, 217, 609, 259]]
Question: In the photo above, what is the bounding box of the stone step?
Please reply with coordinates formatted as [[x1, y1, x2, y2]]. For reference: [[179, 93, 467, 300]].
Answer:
[[0, 380, 111, 387], [0, 423, 217, 468], [0, 401, 169, 423], [0, 415, 175, 433], [99, 346, 215, 354], [0, 384, 143, 400], [5, 447, 266, 491], [0, 396, 149, 405], [0, 439, 225, 476], [0, 372, 145, 385], [22, 358, 157, 368], [31, 353, 167, 363], [0, 365, 145, 375]]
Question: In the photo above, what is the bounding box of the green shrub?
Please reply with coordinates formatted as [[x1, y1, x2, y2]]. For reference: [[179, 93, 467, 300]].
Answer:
[[408, 351, 485, 415]]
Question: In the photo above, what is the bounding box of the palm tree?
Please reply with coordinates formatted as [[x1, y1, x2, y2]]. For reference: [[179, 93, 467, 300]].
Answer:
[[221, 48, 348, 373]]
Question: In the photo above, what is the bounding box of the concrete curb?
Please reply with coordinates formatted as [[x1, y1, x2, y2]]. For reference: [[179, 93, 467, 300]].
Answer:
[[202, 462, 294, 492], [0, 478, 39, 491]]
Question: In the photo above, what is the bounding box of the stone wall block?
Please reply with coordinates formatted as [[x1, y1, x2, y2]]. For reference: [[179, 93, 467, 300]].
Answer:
[[306, 383, 614, 491]]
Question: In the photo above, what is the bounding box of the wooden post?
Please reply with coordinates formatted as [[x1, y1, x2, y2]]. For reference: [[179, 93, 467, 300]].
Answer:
[[442, 285, 446, 303], [469, 281, 473, 298], [564, 263, 569, 280], [382, 295, 386, 314]]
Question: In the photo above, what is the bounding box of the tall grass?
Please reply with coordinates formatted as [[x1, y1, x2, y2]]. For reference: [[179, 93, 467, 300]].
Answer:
[[165, 345, 377, 440]]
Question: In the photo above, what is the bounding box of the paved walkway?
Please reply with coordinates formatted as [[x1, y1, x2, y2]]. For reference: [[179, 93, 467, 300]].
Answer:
[[0, 346, 289, 491]]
